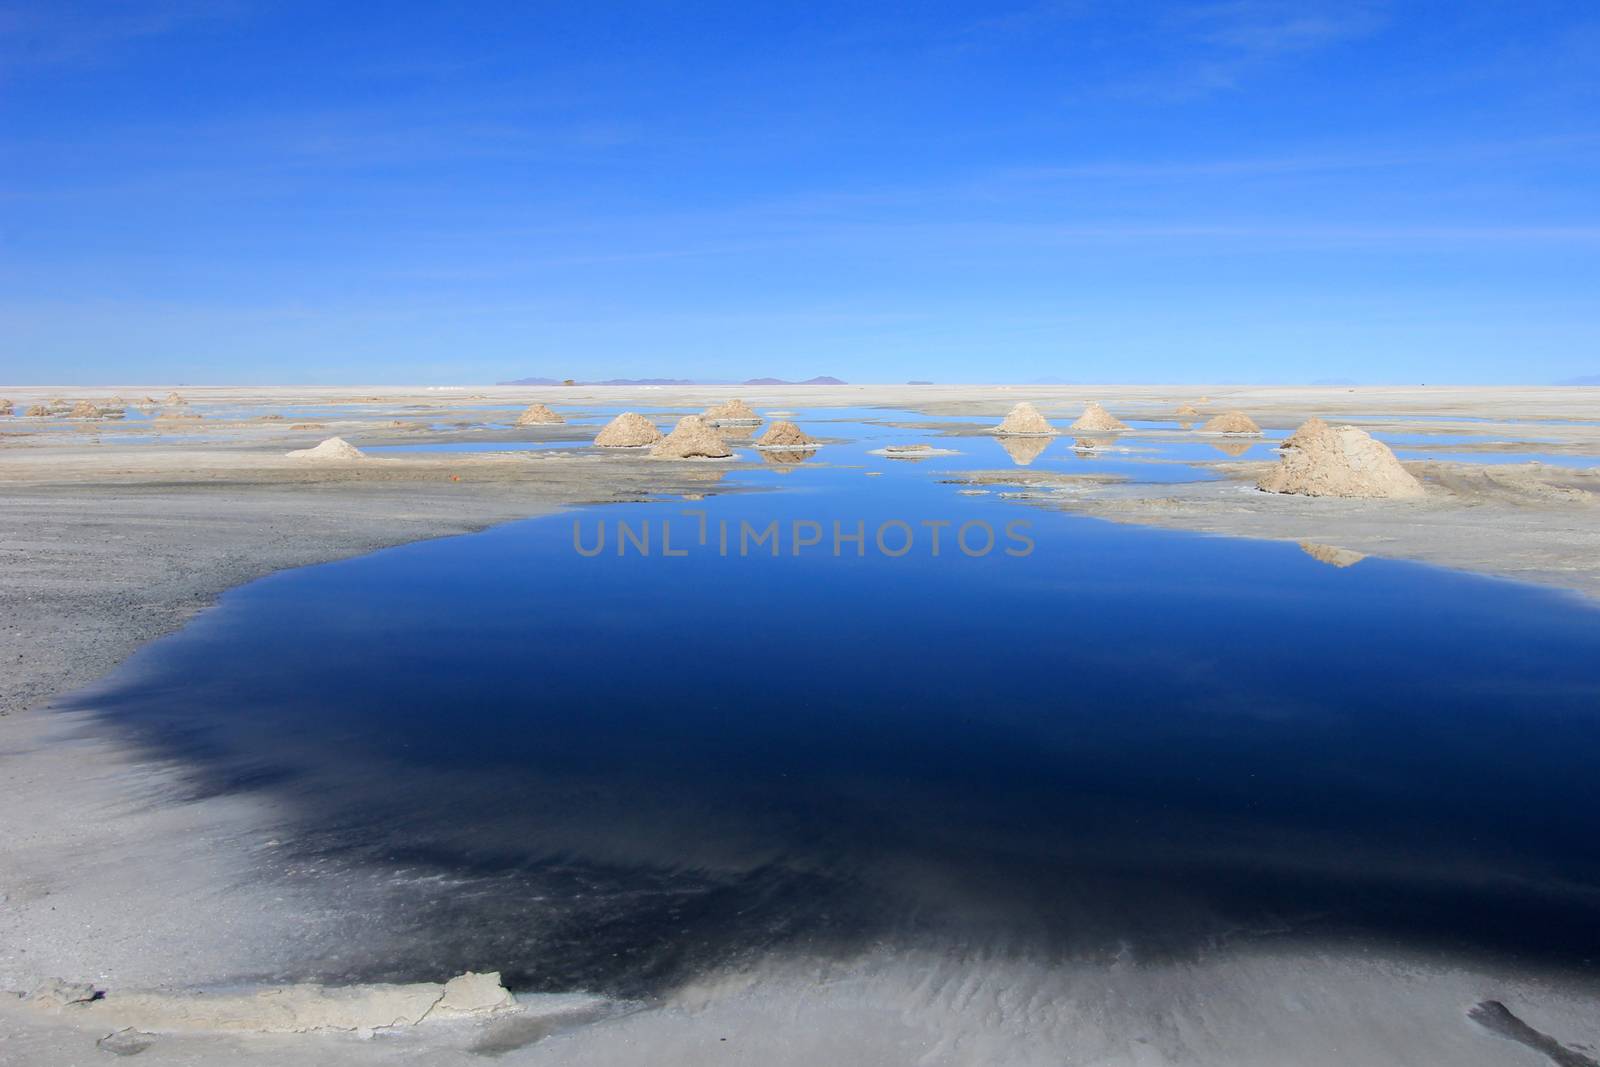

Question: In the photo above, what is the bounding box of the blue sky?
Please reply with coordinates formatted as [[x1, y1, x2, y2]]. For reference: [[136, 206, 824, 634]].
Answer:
[[2, 1, 1597, 384]]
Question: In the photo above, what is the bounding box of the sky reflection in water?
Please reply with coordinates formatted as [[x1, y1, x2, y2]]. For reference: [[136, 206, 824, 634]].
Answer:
[[66, 408, 1600, 993]]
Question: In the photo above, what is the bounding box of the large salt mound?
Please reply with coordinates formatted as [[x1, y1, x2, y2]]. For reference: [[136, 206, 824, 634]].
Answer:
[[1176, 403, 1201, 418], [992, 401, 1056, 436], [756, 420, 820, 449], [594, 412, 662, 447], [1070, 402, 1128, 432], [1200, 410, 1262, 435], [68, 400, 99, 418], [287, 436, 366, 461], [703, 398, 761, 424], [25, 404, 48, 417], [515, 403, 565, 426], [1282, 416, 1329, 449], [164, 392, 188, 406], [0, 399, 13, 416], [651, 415, 733, 458], [1258, 420, 1424, 499]]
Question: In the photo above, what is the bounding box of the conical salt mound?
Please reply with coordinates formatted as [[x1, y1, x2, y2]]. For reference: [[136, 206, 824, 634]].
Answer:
[[1258, 420, 1424, 499], [515, 403, 565, 426], [0, 399, 15, 415], [594, 412, 662, 447], [1201, 410, 1261, 435], [164, 392, 188, 406], [1070, 401, 1128, 432], [651, 415, 733, 458], [702, 398, 761, 424], [68, 400, 99, 418], [287, 436, 366, 461], [1282, 416, 1329, 449], [25, 404, 48, 417], [756, 420, 820, 449], [1176, 403, 1201, 418], [992, 401, 1055, 436]]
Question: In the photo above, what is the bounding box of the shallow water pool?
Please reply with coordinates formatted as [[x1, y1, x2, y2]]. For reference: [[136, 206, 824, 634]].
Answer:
[[62, 410, 1600, 996]]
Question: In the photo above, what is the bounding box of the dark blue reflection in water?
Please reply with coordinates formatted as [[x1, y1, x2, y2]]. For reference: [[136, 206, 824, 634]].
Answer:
[[64, 425, 1600, 994]]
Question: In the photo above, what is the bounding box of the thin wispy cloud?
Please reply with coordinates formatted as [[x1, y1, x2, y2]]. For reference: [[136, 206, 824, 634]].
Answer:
[[0, 0, 247, 72], [1179, 0, 1386, 55], [1096, 1, 1388, 101]]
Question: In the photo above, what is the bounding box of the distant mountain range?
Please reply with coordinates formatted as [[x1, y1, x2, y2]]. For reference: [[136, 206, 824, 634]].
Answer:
[[498, 375, 847, 386], [498, 376, 712, 386], [741, 376, 847, 385]]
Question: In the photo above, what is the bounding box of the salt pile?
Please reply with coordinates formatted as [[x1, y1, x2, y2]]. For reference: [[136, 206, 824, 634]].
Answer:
[[68, 400, 99, 418], [1072, 436, 1109, 453], [515, 403, 565, 425], [702, 398, 761, 424], [164, 392, 188, 406], [756, 421, 820, 450], [991, 401, 1056, 436], [287, 436, 366, 461], [1176, 403, 1201, 418], [651, 415, 733, 458], [1070, 402, 1128, 432], [1200, 410, 1262, 435], [1282, 416, 1329, 449], [0, 399, 13, 415], [1258, 419, 1425, 499], [594, 412, 663, 447]]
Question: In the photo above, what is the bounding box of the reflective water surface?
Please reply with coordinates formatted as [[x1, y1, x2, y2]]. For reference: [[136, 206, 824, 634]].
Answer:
[[63, 408, 1600, 994]]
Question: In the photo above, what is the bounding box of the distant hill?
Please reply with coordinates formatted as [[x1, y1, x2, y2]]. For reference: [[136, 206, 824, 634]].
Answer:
[[742, 376, 848, 385], [1556, 374, 1600, 386], [499, 375, 825, 386], [594, 378, 704, 385], [496, 376, 730, 386]]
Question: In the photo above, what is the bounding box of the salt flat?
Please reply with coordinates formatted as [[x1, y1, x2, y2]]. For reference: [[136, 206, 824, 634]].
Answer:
[[2, 383, 1598, 1066]]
